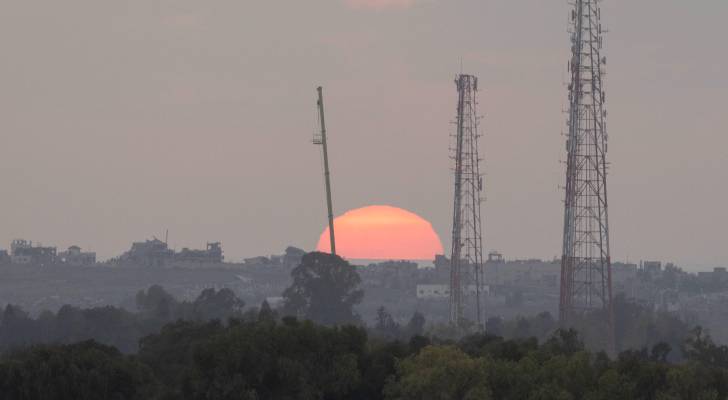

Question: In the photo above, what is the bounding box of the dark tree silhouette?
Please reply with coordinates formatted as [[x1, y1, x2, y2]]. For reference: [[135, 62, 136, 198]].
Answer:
[[282, 252, 363, 325], [189, 288, 245, 321], [0, 340, 157, 399], [3, 317, 728, 399], [404, 312, 426, 338], [257, 300, 277, 323], [375, 307, 400, 338]]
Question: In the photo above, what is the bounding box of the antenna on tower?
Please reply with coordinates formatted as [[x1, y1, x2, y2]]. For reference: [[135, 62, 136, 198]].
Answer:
[[560, 0, 615, 354], [314, 86, 337, 255], [449, 74, 486, 329]]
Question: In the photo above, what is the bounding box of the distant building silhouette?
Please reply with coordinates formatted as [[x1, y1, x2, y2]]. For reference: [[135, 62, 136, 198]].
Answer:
[[11, 239, 57, 266], [58, 246, 96, 267], [117, 238, 224, 267]]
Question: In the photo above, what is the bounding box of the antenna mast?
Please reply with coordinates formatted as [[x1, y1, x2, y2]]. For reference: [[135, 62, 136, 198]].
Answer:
[[560, 0, 614, 352], [315, 86, 337, 255], [449, 74, 485, 328]]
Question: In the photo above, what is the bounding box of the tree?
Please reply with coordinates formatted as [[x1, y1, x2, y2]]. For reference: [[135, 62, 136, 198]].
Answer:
[[0, 305, 39, 349], [157, 318, 367, 399], [404, 312, 426, 338], [512, 317, 532, 339], [683, 327, 728, 368], [375, 307, 400, 338], [137, 320, 224, 396], [189, 288, 245, 321], [281, 252, 363, 325], [0, 340, 158, 399], [589, 369, 636, 400], [543, 329, 584, 357], [136, 285, 178, 321], [257, 300, 277, 323], [485, 317, 504, 337], [8, 314, 728, 399], [384, 345, 491, 400], [651, 342, 672, 363]]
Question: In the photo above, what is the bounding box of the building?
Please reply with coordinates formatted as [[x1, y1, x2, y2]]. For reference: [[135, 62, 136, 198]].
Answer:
[[697, 267, 728, 285], [417, 284, 450, 299], [121, 238, 174, 267], [642, 261, 663, 275], [484, 256, 560, 288], [58, 246, 96, 267], [366, 260, 419, 271], [487, 252, 505, 263], [434, 254, 450, 271], [175, 242, 223, 264], [416, 284, 490, 299], [10, 239, 57, 266], [244, 256, 270, 266], [114, 238, 226, 267]]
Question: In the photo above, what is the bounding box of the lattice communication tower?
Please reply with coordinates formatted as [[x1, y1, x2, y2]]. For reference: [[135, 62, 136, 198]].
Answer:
[[449, 74, 485, 327], [559, 0, 614, 347]]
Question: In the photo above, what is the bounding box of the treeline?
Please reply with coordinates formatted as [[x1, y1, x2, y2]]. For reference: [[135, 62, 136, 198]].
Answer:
[[1, 251, 728, 398], [283, 253, 695, 358], [0, 251, 365, 354], [479, 294, 692, 361], [0, 251, 702, 360], [0, 285, 246, 353], [3, 316, 728, 399]]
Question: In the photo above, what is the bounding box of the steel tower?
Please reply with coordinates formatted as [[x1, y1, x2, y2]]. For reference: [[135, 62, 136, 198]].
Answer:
[[559, 0, 614, 346], [449, 74, 485, 327]]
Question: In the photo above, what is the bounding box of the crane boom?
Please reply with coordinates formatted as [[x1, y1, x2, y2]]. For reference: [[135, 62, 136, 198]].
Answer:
[[316, 86, 337, 255]]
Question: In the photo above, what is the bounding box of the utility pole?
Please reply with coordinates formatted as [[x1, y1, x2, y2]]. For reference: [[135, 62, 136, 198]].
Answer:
[[315, 86, 336, 255], [449, 74, 485, 328], [559, 0, 615, 353]]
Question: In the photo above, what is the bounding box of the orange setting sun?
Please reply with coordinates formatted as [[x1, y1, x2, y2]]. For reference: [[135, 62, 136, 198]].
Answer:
[[316, 205, 444, 260]]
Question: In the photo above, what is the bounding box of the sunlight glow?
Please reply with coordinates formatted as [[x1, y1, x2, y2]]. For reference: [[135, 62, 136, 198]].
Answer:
[[316, 205, 443, 260]]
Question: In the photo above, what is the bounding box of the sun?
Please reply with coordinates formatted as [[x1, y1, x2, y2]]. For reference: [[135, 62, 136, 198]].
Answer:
[[316, 205, 444, 260]]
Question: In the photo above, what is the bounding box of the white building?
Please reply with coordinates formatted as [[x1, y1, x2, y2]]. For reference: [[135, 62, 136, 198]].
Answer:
[[416, 284, 490, 299]]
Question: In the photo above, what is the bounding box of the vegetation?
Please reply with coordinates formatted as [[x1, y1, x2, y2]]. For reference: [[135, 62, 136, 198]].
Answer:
[[373, 307, 427, 340], [2, 252, 728, 399], [478, 294, 691, 360], [0, 286, 244, 353], [3, 317, 728, 399], [282, 252, 364, 325], [0, 340, 157, 400]]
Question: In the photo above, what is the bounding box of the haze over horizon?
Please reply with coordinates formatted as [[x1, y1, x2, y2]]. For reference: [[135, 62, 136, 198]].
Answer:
[[1, 1, 726, 270]]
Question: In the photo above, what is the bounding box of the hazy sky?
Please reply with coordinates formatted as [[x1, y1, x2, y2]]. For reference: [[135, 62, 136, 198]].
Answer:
[[1, 1, 726, 269]]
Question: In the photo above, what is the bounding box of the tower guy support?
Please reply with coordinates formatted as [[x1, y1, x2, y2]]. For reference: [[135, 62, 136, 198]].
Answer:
[[449, 74, 485, 328], [559, 0, 614, 349], [315, 86, 336, 255]]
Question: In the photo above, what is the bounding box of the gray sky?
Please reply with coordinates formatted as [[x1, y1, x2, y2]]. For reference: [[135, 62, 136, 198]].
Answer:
[[0, 0, 726, 269]]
